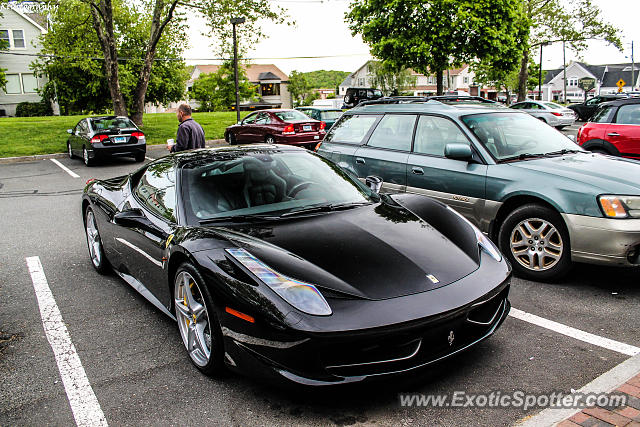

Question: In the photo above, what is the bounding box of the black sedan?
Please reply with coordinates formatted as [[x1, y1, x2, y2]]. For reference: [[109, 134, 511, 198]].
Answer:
[[82, 145, 511, 385], [67, 116, 146, 166]]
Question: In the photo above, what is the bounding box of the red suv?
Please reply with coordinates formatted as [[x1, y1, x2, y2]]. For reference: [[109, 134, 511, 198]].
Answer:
[[577, 98, 640, 159], [224, 109, 326, 148]]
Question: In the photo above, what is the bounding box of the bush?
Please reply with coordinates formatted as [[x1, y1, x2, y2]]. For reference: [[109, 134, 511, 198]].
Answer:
[[15, 101, 53, 117]]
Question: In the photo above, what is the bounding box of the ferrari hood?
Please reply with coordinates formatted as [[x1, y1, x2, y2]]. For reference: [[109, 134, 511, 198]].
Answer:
[[218, 201, 480, 300]]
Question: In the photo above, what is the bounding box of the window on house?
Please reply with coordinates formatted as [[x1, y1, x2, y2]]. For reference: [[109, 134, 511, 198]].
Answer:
[[5, 74, 21, 94], [463, 76, 469, 84], [261, 83, 280, 96], [22, 74, 38, 93], [0, 30, 9, 47], [568, 77, 578, 87], [12, 30, 25, 48]]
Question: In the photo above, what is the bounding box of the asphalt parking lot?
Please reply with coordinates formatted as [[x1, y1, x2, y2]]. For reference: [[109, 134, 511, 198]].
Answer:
[[1, 124, 639, 426]]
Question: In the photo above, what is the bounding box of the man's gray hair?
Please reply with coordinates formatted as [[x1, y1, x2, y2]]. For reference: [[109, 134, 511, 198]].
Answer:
[[178, 104, 192, 116]]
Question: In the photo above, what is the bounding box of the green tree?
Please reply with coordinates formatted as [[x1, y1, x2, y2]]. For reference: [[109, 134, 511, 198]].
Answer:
[[369, 61, 416, 96], [347, 0, 527, 95], [288, 70, 311, 105], [34, 0, 188, 115], [516, 0, 621, 101], [191, 62, 256, 111], [36, 0, 287, 126], [473, 57, 545, 105], [301, 70, 350, 89]]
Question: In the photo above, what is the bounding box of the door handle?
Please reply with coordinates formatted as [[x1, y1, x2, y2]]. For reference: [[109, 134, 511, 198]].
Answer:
[[607, 132, 620, 137], [411, 167, 424, 175], [355, 157, 365, 164]]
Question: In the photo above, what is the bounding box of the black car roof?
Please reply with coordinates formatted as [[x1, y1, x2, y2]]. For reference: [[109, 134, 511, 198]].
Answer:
[[599, 97, 640, 107]]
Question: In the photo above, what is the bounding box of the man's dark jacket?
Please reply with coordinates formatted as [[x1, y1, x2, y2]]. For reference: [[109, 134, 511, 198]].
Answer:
[[171, 118, 205, 152]]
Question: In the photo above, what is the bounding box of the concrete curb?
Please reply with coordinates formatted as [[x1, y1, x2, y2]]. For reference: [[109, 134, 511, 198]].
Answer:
[[517, 352, 640, 426], [0, 139, 227, 165]]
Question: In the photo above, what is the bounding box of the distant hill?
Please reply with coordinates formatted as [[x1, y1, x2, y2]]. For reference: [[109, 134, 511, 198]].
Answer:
[[301, 70, 351, 89]]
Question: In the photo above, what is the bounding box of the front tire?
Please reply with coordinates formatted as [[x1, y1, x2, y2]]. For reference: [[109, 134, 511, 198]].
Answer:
[[174, 263, 225, 376], [85, 208, 109, 274], [498, 204, 572, 281]]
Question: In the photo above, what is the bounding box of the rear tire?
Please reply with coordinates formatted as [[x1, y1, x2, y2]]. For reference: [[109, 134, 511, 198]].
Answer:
[[498, 204, 572, 281], [83, 146, 93, 166], [229, 132, 237, 145], [134, 152, 145, 162], [68, 143, 74, 159]]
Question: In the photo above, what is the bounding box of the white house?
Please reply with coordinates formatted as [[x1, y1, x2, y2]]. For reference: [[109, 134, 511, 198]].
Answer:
[[540, 61, 640, 102], [0, 7, 53, 116]]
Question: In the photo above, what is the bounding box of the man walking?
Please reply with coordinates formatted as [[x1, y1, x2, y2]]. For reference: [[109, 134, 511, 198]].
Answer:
[[168, 104, 205, 152]]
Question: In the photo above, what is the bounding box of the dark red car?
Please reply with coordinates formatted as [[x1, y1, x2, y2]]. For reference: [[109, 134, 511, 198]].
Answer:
[[224, 109, 326, 148], [577, 98, 640, 159]]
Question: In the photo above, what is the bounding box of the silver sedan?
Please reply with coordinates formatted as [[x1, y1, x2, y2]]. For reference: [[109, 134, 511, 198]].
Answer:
[[509, 100, 576, 129]]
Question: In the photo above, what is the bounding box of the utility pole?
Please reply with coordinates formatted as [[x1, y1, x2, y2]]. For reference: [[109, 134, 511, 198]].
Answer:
[[563, 40, 567, 103], [632, 41, 635, 91], [231, 17, 245, 123], [538, 42, 550, 101]]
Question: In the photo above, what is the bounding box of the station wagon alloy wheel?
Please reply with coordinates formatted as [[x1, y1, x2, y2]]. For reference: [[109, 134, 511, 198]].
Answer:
[[175, 271, 212, 367], [509, 218, 563, 271]]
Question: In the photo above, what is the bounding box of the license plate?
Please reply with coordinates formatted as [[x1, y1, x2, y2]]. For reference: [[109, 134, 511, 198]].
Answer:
[[314, 135, 319, 140], [303, 125, 312, 131], [114, 136, 127, 143]]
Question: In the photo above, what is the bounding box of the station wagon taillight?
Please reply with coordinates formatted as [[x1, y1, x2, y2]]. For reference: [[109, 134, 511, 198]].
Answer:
[[90, 135, 108, 144], [283, 124, 295, 135], [319, 121, 326, 130], [132, 131, 145, 140]]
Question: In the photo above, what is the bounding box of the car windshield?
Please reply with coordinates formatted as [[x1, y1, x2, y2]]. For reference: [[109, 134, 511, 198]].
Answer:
[[181, 150, 374, 222], [462, 112, 582, 161], [91, 117, 136, 131], [274, 110, 310, 122], [320, 111, 343, 120]]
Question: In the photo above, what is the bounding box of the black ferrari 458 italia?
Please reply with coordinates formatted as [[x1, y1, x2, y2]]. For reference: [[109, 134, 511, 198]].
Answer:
[[82, 145, 511, 385]]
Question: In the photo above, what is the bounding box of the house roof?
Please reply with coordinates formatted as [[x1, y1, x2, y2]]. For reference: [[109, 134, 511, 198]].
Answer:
[[193, 64, 288, 82], [543, 61, 639, 88], [339, 75, 353, 87], [6, 8, 47, 33]]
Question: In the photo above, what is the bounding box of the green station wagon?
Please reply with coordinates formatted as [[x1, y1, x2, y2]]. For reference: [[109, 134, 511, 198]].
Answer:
[[316, 99, 640, 281]]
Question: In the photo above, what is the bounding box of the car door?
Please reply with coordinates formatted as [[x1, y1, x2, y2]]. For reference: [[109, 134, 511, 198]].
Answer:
[[76, 120, 91, 152], [254, 112, 272, 142], [318, 113, 381, 171], [606, 103, 640, 157], [114, 161, 177, 307], [405, 115, 488, 225], [352, 114, 416, 192], [70, 121, 83, 154], [237, 112, 258, 143]]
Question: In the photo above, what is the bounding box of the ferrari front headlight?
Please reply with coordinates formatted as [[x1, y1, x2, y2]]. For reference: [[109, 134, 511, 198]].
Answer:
[[447, 207, 502, 262], [226, 248, 332, 316]]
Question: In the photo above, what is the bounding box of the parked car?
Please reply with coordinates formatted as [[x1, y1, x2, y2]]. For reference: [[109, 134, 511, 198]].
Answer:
[[567, 94, 629, 121], [224, 109, 325, 148], [82, 145, 511, 385], [296, 106, 344, 130], [509, 100, 576, 129], [316, 100, 640, 281], [342, 87, 383, 108], [577, 98, 640, 159], [67, 116, 146, 166]]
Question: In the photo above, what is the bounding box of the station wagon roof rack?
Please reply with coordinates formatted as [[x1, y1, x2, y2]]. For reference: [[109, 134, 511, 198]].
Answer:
[[357, 96, 434, 106]]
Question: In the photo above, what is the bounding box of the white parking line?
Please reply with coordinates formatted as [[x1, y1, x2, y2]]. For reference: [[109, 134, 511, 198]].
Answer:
[[145, 156, 153, 161], [26, 256, 108, 427], [510, 308, 640, 356], [50, 159, 80, 178]]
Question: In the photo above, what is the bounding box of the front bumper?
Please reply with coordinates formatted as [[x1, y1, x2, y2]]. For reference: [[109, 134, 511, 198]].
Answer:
[[221, 267, 511, 386], [562, 213, 640, 266]]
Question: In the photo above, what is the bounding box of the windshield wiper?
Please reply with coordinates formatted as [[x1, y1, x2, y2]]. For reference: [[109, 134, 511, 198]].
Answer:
[[280, 201, 371, 217], [498, 153, 547, 163], [543, 149, 585, 156], [199, 214, 279, 224]]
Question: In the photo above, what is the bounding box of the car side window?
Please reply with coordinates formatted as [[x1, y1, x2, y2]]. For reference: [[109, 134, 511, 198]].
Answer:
[[615, 104, 640, 125], [529, 103, 542, 110], [243, 113, 257, 125], [586, 97, 600, 106], [78, 121, 89, 134], [255, 113, 271, 125], [413, 115, 469, 156], [510, 103, 524, 109], [591, 106, 615, 123], [324, 114, 381, 144], [366, 114, 416, 151], [134, 161, 177, 222]]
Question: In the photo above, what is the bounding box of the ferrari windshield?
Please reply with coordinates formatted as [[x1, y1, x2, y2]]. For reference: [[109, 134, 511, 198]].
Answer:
[[462, 112, 582, 161], [181, 150, 374, 222]]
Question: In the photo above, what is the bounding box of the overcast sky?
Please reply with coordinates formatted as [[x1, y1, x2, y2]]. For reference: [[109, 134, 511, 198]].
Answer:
[[183, 0, 640, 75]]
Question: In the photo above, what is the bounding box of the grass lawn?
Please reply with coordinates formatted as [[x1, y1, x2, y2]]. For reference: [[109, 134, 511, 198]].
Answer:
[[0, 111, 248, 158]]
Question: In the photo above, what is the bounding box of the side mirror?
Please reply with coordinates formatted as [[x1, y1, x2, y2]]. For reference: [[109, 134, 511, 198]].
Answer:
[[365, 175, 383, 193], [67, 129, 73, 134], [114, 209, 169, 239], [445, 143, 473, 161]]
